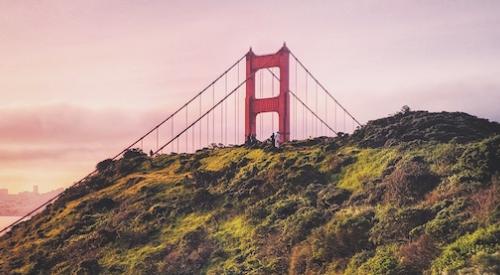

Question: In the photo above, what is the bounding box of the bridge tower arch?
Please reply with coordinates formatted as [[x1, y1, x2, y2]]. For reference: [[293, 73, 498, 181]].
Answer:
[[245, 44, 290, 143]]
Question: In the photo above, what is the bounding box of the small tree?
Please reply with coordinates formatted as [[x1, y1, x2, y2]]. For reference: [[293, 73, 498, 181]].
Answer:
[[400, 105, 411, 114], [96, 159, 114, 173]]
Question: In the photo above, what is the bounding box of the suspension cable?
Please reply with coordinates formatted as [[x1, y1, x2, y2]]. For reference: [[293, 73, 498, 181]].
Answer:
[[265, 68, 337, 135], [290, 51, 361, 126], [155, 56, 276, 154], [157, 77, 251, 152], [0, 54, 246, 234]]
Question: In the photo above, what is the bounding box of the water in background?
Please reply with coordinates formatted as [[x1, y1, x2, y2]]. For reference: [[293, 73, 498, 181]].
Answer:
[[0, 216, 22, 236]]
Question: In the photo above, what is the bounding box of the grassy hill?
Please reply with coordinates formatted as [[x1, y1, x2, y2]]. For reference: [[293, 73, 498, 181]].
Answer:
[[1, 110, 499, 275]]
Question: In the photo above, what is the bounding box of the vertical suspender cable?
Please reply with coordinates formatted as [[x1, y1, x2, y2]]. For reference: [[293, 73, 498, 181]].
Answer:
[[186, 106, 188, 152], [234, 69, 237, 144], [206, 109, 209, 147], [259, 70, 263, 139], [324, 92, 327, 136], [212, 84, 215, 144], [302, 71, 305, 139], [156, 128, 159, 152], [237, 62, 240, 144], [222, 74, 225, 144], [305, 73, 308, 138], [199, 95, 202, 148], [343, 110, 346, 133], [224, 73, 227, 144], [171, 118, 174, 152], [192, 120, 194, 152], [334, 101, 337, 133], [295, 59, 298, 139], [315, 81, 318, 137], [271, 68, 275, 134]]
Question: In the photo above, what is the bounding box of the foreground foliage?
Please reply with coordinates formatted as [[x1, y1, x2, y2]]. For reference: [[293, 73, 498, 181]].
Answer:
[[1, 110, 499, 275]]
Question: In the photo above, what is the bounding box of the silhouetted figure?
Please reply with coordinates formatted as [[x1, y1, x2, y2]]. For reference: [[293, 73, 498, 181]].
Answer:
[[149, 150, 154, 157], [270, 133, 276, 148]]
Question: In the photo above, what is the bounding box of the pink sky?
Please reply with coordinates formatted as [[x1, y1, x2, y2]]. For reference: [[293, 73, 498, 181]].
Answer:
[[1, 1, 500, 193]]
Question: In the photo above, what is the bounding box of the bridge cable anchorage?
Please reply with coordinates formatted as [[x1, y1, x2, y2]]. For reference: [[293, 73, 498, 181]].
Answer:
[[290, 51, 361, 127], [265, 68, 337, 135], [0, 54, 246, 234], [154, 56, 276, 155]]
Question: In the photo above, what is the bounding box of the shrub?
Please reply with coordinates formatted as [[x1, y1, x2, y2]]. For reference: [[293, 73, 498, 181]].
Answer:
[[431, 224, 500, 273], [383, 158, 439, 206], [399, 234, 439, 273], [288, 244, 313, 275], [455, 136, 500, 183], [358, 245, 402, 275], [468, 178, 499, 225], [270, 198, 300, 220], [370, 207, 433, 245], [96, 158, 115, 173], [424, 199, 472, 243], [311, 208, 374, 262], [282, 207, 325, 245]]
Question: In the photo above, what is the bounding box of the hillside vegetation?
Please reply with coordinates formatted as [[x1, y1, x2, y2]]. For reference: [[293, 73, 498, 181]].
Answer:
[[0, 110, 499, 275]]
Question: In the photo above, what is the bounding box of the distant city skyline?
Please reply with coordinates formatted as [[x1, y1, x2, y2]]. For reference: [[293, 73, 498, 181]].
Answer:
[[0, 185, 59, 195], [1, 1, 500, 193]]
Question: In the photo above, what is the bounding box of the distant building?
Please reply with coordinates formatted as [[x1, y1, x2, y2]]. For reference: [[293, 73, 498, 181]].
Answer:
[[0, 189, 7, 196], [33, 185, 39, 195]]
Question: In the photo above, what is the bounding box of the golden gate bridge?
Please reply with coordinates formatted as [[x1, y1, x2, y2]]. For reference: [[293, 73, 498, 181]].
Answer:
[[1, 44, 361, 234]]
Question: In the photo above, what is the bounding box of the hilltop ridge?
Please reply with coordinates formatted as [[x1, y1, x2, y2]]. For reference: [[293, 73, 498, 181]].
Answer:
[[0, 110, 499, 275]]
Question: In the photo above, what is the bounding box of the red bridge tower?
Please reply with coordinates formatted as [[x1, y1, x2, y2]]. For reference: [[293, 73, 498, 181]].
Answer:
[[245, 44, 290, 143]]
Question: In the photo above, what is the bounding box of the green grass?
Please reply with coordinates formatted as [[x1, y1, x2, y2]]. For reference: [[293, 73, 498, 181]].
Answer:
[[338, 148, 398, 191], [431, 223, 500, 274]]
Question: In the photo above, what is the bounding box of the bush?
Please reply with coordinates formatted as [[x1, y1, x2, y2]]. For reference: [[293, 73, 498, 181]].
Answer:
[[399, 234, 439, 273], [370, 207, 433, 245], [431, 224, 500, 273], [96, 158, 115, 173], [468, 179, 499, 225], [311, 209, 374, 262], [384, 158, 439, 206], [424, 199, 472, 242], [455, 136, 500, 183], [358, 245, 402, 275], [289, 244, 313, 275], [282, 207, 325, 245]]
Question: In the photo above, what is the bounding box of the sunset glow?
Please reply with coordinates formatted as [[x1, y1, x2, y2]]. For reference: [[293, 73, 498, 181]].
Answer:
[[1, 1, 500, 193]]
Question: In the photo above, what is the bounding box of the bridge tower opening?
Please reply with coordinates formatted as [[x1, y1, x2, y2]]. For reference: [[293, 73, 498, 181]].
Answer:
[[245, 44, 290, 143]]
